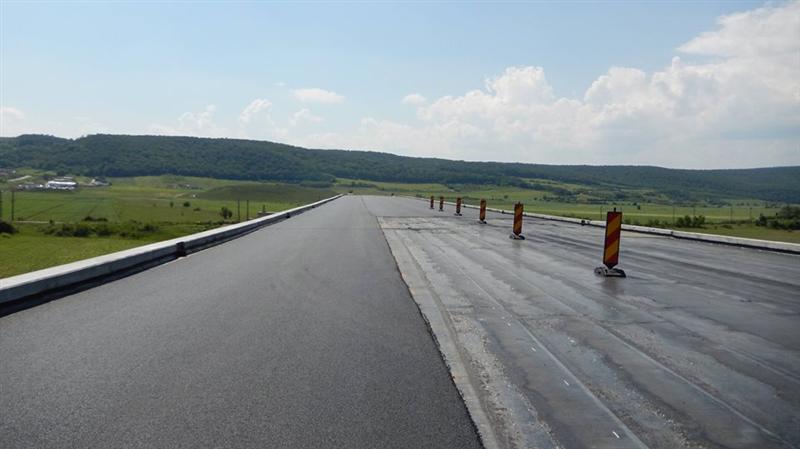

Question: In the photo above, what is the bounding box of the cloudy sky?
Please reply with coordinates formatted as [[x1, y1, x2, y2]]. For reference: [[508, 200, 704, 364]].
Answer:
[[1, 1, 798, 168]]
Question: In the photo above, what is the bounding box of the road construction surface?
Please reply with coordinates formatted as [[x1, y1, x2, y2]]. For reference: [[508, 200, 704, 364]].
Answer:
[[379, 196, 800, 449], [0, 196, 481, 449], [2, 195, 798, 449]]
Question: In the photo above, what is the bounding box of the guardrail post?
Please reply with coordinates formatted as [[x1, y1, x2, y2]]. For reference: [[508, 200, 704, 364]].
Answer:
[[509, 202, 524, 240], [479, 199, 486, 223], [595, 208, 626, 277], [455, 198, 462, 216], [439, 196, 444, 212]]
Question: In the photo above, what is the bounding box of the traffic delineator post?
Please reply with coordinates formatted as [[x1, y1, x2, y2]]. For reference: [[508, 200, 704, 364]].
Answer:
[[509, 202, 525, 240], [479, 199, 487, 223], [455, 197, 462, 216], [439, 196, 444, 212], [430, 195, 434, 209], [595, 209, 626, 277]]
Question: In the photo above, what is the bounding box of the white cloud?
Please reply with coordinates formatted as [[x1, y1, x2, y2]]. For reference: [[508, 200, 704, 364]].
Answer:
[[0, 106, 25, 136], [236, 98, 288, 141], [149, 104, 227, 137], [292, 88, 345, 104], [289, 108, 323, 127], [303, 1, 800, 168], [239, 99, 272, 125], [401, 93, 427, 105]]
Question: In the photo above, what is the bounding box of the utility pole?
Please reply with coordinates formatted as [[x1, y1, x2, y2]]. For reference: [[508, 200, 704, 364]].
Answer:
[[237, 200, 241, 222]]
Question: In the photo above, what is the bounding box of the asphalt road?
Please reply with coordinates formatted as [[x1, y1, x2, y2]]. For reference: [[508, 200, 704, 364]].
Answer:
[[0, 196, 483, 449], [379, 196, 800, 449]]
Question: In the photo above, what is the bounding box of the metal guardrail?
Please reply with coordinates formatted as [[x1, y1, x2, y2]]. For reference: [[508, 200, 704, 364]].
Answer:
[[406, 196, 800, 255], [0, 194, 344, 305]]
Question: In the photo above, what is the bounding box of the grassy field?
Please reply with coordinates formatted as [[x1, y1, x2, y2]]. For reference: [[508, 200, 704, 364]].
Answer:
[[332, 178, 800, 243], [1, 172, 797, 278], [0, 174, 337, 278]]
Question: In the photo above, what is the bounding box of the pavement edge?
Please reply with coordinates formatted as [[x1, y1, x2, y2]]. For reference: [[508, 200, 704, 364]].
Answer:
[[380, 221, 500, 449]]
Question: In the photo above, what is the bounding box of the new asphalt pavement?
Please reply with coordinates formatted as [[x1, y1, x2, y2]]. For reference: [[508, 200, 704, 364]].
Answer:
[[0, 195, 483, 449]]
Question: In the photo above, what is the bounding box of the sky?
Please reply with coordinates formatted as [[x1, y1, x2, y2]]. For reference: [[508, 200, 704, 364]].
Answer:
[[1, 1, 798, 169]]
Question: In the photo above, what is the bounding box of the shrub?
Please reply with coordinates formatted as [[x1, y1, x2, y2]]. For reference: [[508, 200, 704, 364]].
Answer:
[[0, 221, 17, 234], [675, 215, 706, 228]]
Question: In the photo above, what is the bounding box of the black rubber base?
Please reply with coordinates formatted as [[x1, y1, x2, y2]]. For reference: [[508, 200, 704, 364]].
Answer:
[[594, 266, 626, 277]]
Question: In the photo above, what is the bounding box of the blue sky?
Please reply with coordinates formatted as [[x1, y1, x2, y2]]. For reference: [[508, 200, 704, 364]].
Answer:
[[2, 1, 798, 168]]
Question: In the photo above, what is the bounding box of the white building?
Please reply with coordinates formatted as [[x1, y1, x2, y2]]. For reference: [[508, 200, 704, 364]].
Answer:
[[45, 180, 77, 190]]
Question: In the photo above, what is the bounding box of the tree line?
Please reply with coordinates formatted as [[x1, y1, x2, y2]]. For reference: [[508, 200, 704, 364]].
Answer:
[[1, 134, 798, 203]]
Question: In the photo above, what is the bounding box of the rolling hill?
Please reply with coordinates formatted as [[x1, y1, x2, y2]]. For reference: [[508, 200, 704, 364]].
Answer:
[[1, 134, 798, 203]]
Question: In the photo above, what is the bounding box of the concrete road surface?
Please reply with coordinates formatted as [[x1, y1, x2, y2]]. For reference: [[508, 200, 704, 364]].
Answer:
[[0, 196, 482, 449], [378, 195, 800, 449]]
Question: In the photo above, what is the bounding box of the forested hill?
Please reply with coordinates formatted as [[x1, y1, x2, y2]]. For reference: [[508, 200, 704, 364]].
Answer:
[[1, 134, 799, 202]]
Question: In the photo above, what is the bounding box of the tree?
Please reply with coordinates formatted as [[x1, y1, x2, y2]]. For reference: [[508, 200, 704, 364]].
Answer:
[[220, 206, 233, 220]]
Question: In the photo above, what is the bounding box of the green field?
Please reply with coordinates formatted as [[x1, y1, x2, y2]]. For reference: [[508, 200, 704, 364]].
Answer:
[[332, 178, 800, 243], [1, 172, 797, 279], [0, 174, 336, 278]]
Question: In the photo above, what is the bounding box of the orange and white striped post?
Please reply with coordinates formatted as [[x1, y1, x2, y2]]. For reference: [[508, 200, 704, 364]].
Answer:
[[455, 197, 462, 216], [509, 202, 525, 240], [595, 208, 626, 277], [439, 196, 444, 212], [479, 199, 487, 223], [430, 195, 434, 209]]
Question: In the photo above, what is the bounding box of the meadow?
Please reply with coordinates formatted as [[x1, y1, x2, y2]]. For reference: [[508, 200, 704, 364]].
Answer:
[[0, 174, 336, 278], [1, 172, 797, 279]]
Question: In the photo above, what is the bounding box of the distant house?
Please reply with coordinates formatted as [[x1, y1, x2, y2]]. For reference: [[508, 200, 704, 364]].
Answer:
[[89, 178, 111, 186], [45, 180, 77, 190]]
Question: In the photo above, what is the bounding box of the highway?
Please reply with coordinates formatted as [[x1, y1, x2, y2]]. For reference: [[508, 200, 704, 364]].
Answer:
[[2, 195, 799, 449], [380, 196, 800, 449], [0, 196, 482, 449]]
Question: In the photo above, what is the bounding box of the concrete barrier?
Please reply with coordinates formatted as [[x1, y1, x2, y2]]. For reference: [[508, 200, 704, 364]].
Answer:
[[404, 195, 800, 255], [0, 195, 344, 305]]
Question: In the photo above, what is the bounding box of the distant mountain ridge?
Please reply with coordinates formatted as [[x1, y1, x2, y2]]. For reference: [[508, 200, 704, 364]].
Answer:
[[1, 134, 798, 203]]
